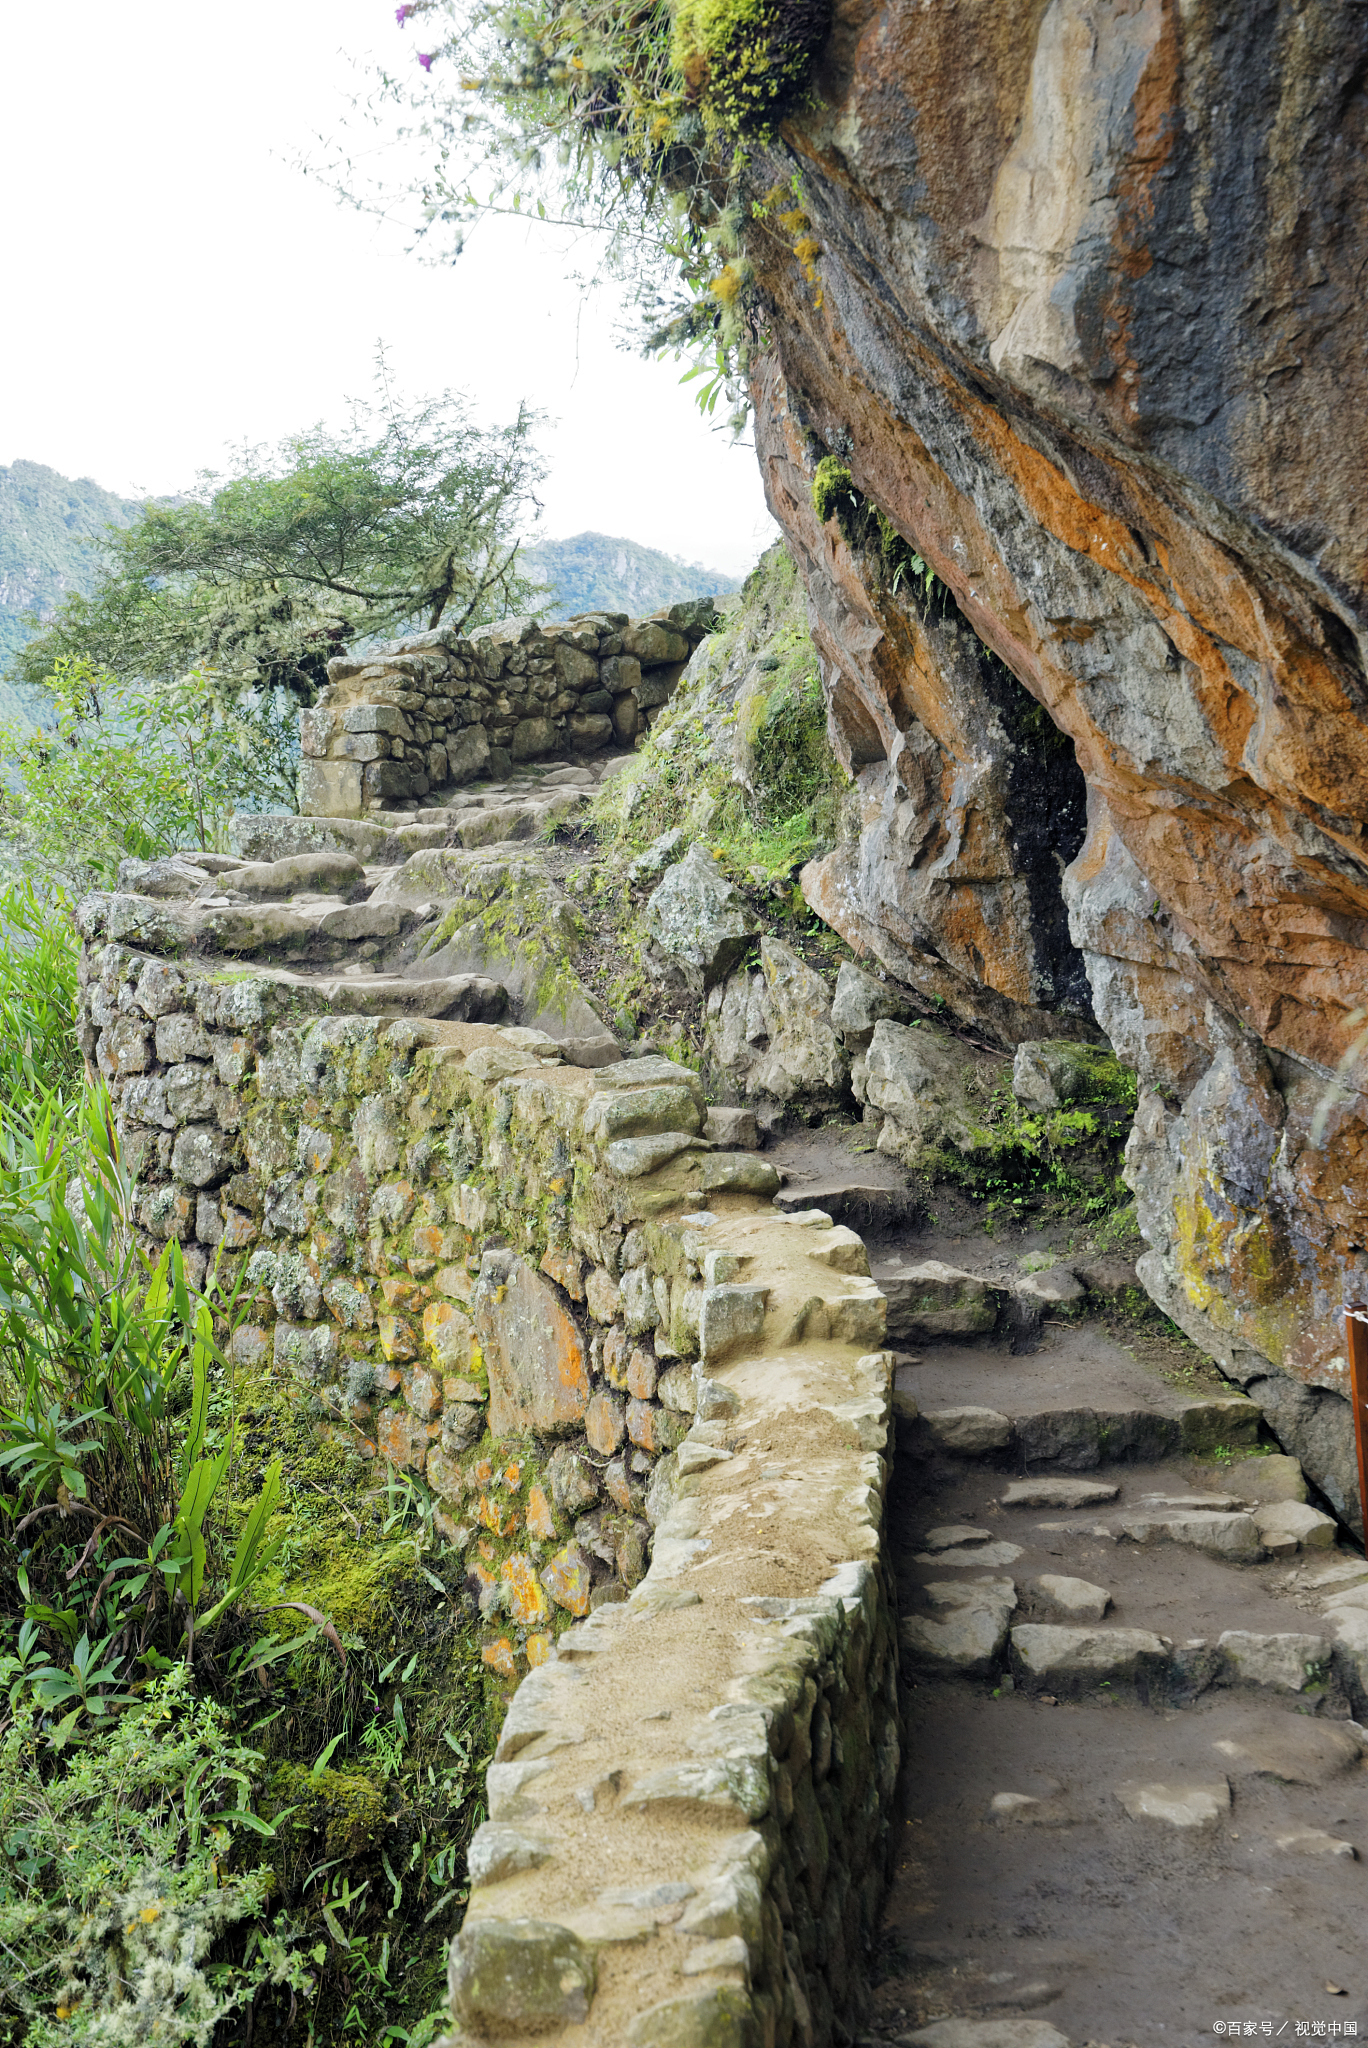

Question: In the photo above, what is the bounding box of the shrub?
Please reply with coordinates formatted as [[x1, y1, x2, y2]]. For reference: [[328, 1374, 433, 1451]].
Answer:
[[0, 1673, 310, 2046]]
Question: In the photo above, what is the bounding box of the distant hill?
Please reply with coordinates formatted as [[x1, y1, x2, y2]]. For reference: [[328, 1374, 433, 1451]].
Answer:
[[0, 460, 144, 728], [520, 531, 744, 619]]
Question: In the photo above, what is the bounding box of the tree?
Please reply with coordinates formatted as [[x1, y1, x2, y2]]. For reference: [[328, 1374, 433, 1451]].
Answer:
[[10, 375, 549, 709]]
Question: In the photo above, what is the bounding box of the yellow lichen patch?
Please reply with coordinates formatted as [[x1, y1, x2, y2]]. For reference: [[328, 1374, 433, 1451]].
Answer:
[[481, 1637, 517, 1680], [525, 1631, 554, 1667], [501, 1553, 551, 1626], [540, 1544, 592, 1616], [526, 1484, 556, 1541]]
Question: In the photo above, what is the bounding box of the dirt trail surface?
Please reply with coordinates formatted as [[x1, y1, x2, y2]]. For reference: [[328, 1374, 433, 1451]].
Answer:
[[858, 1201, 1368, 2048]]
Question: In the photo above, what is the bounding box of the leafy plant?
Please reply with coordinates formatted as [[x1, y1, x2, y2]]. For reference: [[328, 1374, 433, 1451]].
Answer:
[[0, 656, 296, 887], [0, 1672, 311, 2044]]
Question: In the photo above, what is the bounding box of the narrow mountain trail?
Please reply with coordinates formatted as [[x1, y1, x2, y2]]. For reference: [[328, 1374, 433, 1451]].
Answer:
[[771, 1133, 1368, 2048]]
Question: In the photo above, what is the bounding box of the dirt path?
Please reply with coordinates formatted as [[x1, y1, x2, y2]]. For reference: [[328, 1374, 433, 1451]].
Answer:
[[765, 1134, 1368, 2048], [869, 1275, 1367, 2045]]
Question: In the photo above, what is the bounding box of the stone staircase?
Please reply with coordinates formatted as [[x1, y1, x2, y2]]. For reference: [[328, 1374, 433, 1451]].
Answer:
[[862, 1275, 1368, 2048]]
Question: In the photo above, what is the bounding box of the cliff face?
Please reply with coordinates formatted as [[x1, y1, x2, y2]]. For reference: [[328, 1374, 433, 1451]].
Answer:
[[742, 0, 1368, 1520]]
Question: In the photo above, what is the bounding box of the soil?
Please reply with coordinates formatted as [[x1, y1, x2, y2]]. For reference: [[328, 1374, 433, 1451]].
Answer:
[[857, 1178, 1368, 2048]]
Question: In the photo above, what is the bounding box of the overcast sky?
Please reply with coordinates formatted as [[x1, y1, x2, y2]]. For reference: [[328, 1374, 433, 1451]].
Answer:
[[0, 2, 777, 577]]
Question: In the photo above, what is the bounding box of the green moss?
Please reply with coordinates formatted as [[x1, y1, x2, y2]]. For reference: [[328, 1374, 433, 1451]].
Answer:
[[811, 456, 857, 528], [672, 0, 831, 138]]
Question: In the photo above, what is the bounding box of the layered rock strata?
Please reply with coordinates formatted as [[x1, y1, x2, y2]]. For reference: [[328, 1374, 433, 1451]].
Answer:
[[727, 0, 1368, 1526], [300, 601, 715, 817]]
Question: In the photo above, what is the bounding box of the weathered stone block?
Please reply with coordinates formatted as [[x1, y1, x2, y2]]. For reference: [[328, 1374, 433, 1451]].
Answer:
[[298, 758, 363, 819], [170, 1122, 235, 1188], [699, 1284, 768, 1363], [882, 1260, 999, 1343], [622, 621, 690, 664], [644, 845, 760, 992], [585, 1390, 627, 1455], [474, 1251, 590, 1438], [447, 1918, 595, 2033]]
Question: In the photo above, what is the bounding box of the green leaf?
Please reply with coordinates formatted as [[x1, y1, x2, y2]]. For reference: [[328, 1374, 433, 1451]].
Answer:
[[207, 1807, 279, 1837]]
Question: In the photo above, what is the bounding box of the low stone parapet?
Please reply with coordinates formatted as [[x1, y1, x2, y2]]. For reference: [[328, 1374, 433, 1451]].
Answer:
[[78, 885, 898, 2043], [300, 600, 717, 817]]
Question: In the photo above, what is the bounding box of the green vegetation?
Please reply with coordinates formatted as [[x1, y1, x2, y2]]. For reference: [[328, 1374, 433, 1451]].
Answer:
[[671, 0, 831, 139], [341, 0, 831, 432], [519, 529, 742, 617], [930, 1061, 1139, 1232], [11, 371, 547, 712], [0, 903, 492, 2043], [0, 657, 296, 889], [593, 543, 849, 885]]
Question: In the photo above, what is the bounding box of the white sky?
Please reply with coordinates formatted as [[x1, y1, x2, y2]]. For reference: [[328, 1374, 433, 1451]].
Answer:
[[0, 2, 777, 578]]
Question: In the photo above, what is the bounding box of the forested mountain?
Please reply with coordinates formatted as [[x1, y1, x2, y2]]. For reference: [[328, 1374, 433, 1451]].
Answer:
[[0, 461, 144, 726], [0, 461, 743, 733], [519, 530, 742, 617]]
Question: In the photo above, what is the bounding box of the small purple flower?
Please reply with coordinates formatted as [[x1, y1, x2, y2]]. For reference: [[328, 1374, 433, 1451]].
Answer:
[[395, 4, 413, 23], [417, 48, 436, 69]]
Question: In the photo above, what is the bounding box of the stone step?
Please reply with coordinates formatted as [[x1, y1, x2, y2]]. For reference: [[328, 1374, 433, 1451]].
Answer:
[[906, 1387, 1262, 1468], [773, 1174, 918, 1229]]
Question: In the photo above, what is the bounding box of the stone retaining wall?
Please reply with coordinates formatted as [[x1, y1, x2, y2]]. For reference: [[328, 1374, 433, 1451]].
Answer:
[[77, 933, 900, 2046], [299, 600, 717, 817]]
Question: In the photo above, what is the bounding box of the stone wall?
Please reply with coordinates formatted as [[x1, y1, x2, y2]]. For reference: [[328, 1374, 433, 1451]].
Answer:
[[299, 601, 717, 818], [76, 918, 899, 2046]]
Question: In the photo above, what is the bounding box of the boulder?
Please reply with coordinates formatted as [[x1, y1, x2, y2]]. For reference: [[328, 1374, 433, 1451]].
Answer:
[[447, 1918, 595, 2033], [1250, 1499, 1335, 1553], [644, 844, 760, 991], [859, 1020, 996, 1168], [882, 1260, 1000, 1342], [1234, 1454, 1308, 1504], [473, 1251, 590, 1438], [647, 843, 765, 995], [446, 724, 491, 785], [830, 960, 915, 1047], [703, 1105, 758, 1148], [901, 1579, 1015, 1675], [923, 1407, 1013, 1456], [1215, 1630, 1331, 1692], [628, 826, 687, 883], [1073, 1255, 1140, 1299], [231, 851, 365, 899], [1012, 1039, 1124, 1109], [1001, 1478, 1118, 1509], [1113, 1779, 1230, 1829], [1015, 1268, 1085, 1311], [1010, 1625, 1170, 1689], [742, 938, 849, 1101], [1031, 1575, 1111, 1623]]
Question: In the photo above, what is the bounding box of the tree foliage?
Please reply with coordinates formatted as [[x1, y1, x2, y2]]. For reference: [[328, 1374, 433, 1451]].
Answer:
[[0, 657, 296, 889], [10, 377, 549, 709]]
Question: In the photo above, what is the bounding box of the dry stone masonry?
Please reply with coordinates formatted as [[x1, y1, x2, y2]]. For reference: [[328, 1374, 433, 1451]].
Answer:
[[299, 601, 716, 818], [75, 768, 903, 2045]]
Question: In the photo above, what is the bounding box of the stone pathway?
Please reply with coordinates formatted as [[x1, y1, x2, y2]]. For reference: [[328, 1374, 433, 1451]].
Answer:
[[857, 1255, 1368, 2048]]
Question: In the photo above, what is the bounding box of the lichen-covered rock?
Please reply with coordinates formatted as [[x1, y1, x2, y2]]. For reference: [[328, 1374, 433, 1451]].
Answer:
[[474, 1251, 590, 1439], [447, 1918, 594, 2032], [643, 844, 760, 991], [1012, 1039, 1124, 1111], [706, 937, 849, 1104], [857, 1022, 994, 1169]]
